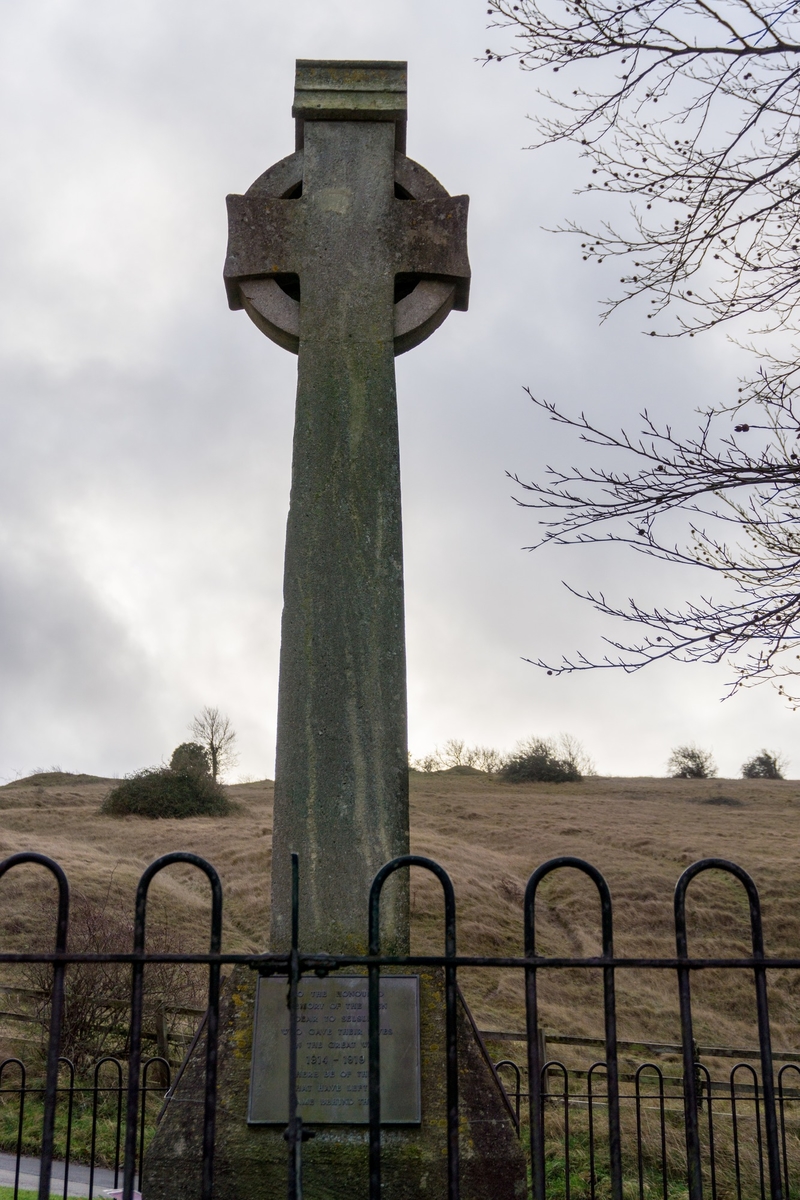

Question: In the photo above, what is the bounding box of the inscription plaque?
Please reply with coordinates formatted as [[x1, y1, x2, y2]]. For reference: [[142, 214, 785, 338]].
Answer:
[[248, 975, 421, 1124]]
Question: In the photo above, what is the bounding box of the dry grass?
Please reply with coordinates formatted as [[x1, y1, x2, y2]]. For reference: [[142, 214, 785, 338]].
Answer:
[[0, 769, 798, 1064]]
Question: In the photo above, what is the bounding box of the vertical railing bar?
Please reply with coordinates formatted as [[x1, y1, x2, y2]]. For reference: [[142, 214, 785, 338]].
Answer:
[[729, 1062, 766, 1200], [368, 855, 458, 1200], [696, 1064, 717, 1200], [139, 1061, 147, 1194], [444, 888, 459, 1200], [778, 1065, 798, 1200], [677, 858, 784, 1200], [635, 1066, 645, 1200], [635, 1064, 666, 1200], [140, 1059, 169, 1185], [114, 1057, 124, 1188], [562, 1063, 571, 1200], [59, 1057, 74, 1200], [600, 884, 622, 1200], [14, 1061, 25, 1200], [90, 1058, 122, 1200], [753, 1066, 767, 1200], [368, 864, 382, 1200], [123, 887, 147, 1200], [200, 863, 223, 1200], [779, 1069, 789, 1200], [524, 858, 615, 1200], [0, 855, 70, 1200], [588, 1063, 599, 1200], [658, 1066, 668, 1200], [732, 1067, 744, 1200], [494, 1061, 522, 1130], [675, 865, 708, 1200], [0, 1059, 26, 1200], [89, 1060, 101, 1200], [286, 852, 302, 1200], [752, 933, 783, 1199], [525, 947, 543, 1200], [123, 852, 223, 1200]]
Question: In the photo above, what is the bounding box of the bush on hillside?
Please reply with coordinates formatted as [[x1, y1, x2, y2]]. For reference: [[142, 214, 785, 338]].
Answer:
[[410, 740, 503, 774], [667, 744, 717, 779], [741, 749, 786, 779], [101, 765, 229, 818], [499, 734, 589, 784], [170, 741, 211, 776], [23, 891, 201, 1066]]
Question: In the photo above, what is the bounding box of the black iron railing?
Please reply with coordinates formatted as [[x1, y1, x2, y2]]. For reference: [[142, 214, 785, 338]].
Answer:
[[0, 1054, 168, 1200], [0, 849, 796, 1198]]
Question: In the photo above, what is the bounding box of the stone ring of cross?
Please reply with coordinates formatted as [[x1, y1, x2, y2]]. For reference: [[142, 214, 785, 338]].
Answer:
[[233, 149, 462, 357]]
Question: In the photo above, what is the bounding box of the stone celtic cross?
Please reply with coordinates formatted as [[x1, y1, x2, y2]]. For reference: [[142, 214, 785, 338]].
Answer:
[[224, 60, 470, 956]]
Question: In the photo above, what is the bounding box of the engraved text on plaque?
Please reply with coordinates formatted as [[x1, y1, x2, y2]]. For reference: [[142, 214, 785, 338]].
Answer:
[[248, 975, 421, 1124]]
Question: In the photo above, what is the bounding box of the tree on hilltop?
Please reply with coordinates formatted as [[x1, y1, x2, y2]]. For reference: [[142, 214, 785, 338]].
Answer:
[[190, 706, 238, 782]]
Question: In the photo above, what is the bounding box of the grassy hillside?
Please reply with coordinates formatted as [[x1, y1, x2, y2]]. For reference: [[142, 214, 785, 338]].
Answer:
[[0, 770, 797, 1070]]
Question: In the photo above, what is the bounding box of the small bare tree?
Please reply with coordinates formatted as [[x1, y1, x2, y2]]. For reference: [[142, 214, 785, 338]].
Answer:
[[410, 742, 506, 774], [189, 707, 238, 782], [471, 745, 504, 774], [440, 739, 469, 767], [25, 890, 202, 1067]]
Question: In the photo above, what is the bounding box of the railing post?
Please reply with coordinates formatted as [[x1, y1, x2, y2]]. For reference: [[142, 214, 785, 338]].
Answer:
[[525, 858, 621, 1200], [124, 852, 223, 1200], [286, 852, 303, 1200], [676, 859, 783, 1200], [368, 855, 459, 1200], [0, 854, 69, 1200]]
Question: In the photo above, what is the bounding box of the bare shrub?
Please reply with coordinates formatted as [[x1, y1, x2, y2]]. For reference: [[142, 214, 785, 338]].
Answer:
[[410, 741, 504, 774], [668, 744, 717, 779], [500, 733, 593, 783], [741, 750, 786, 779], [471, 745, 504, 774], [24, 890, 203, 1068], [440, 739, 468, 767]]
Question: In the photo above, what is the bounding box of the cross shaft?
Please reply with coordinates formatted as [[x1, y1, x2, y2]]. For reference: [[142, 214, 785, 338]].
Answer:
[[224, 61, 470, 955]]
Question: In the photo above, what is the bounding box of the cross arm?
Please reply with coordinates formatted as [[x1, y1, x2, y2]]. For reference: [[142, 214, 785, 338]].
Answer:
[[393, 196, 470, 311], [224, 196, 302, 311]]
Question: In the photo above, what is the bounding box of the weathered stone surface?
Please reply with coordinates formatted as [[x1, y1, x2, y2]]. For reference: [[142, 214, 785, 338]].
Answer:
[[292, 60, 408, 128], [269, 115, 409, 957], [223, 61, 470, 957], [142, 969, 527, 1200], [230, 148, 465, 357]]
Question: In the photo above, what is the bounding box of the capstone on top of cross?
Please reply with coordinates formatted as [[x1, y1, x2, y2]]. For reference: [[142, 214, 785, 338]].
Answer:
[[223, 59, 470, 356], [293, 60, 408, 147]]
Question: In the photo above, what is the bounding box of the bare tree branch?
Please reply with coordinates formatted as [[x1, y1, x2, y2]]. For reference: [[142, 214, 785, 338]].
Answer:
[[513, 389, 800, 699], [487, 0, 800, 700], [485, 0, 800, 349]]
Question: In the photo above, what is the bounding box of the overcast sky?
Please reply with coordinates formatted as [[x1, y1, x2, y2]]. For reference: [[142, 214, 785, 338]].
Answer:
[[0, 0, 795, 781]]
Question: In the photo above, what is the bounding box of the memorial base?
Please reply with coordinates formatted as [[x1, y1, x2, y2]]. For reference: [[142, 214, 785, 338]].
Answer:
[[142, 967, 526, 1200]]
